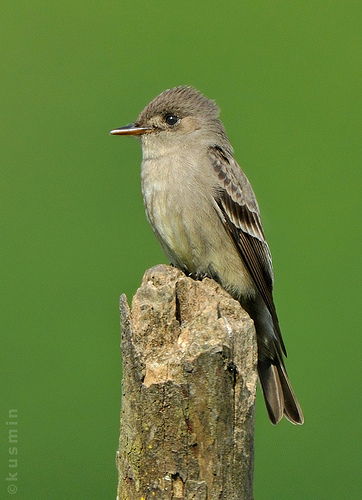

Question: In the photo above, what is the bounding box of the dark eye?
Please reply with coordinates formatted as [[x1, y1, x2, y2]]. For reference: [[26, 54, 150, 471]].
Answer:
[[165, 114, 179, 126]]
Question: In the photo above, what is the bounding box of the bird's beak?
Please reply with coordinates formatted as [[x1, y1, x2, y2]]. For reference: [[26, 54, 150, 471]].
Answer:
[[109, 123, 152, 136]]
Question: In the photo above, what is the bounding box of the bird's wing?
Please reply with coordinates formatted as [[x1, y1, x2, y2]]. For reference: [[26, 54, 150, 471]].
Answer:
[[209, 146, 286, 355]]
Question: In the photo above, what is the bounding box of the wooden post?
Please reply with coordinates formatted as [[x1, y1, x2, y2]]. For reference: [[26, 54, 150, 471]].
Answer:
[[117, 264, 257, 500]]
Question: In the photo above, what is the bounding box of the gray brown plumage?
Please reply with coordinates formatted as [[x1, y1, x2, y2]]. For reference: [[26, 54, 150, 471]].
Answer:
[[111, 86, 304, 425]]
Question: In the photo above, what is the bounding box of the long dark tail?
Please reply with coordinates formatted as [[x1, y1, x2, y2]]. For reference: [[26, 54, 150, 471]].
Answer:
[[258, 355, 304, 425]]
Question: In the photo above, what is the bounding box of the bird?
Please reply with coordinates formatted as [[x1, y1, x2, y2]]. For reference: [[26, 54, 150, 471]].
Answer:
[[110, 85, 304, 425]]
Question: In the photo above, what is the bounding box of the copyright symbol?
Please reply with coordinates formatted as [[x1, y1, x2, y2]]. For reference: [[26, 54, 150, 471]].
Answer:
[[7, 484, 17, 494]]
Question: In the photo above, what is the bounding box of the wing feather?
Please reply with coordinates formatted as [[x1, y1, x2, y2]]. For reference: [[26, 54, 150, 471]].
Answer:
[[209, 146, 286, 355]]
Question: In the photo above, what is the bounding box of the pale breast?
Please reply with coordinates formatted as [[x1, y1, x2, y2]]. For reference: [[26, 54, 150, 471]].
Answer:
[[141, 156, 256, 299]]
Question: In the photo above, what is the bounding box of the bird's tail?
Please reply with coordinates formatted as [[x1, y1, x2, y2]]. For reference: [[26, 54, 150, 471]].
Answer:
[[258, 356, 304, 425]]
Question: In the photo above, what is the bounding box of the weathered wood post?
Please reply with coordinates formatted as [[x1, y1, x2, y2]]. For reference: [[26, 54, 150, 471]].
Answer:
[[117, 264, 257, 500]]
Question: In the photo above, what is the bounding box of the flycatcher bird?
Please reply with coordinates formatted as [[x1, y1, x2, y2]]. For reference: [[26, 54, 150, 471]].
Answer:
[[110, 86, 304, 425]]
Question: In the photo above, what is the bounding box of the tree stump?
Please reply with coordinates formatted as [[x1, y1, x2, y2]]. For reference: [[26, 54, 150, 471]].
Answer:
[[117, 264, 257, 500]]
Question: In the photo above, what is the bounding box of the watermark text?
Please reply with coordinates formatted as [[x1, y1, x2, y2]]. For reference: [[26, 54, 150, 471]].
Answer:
[[5, 409, 18, 495]]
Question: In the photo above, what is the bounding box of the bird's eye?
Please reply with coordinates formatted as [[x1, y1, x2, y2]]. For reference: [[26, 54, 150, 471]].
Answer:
[[165, 114, 179, 126]]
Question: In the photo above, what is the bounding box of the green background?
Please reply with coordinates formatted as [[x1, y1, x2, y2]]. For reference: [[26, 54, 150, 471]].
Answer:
[[1, 1, 360, 498]]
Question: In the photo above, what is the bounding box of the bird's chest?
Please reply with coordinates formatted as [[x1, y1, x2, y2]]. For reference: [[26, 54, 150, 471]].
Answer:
[[142, 159, 187, 234], [140, 157, 205, 268]]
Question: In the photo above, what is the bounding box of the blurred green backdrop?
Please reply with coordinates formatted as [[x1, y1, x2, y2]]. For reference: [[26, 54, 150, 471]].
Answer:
[[1, 1, 360, 499]]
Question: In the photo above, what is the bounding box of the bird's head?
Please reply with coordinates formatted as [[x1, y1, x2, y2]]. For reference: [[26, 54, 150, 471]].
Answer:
[[110, 86, 232, 155]]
